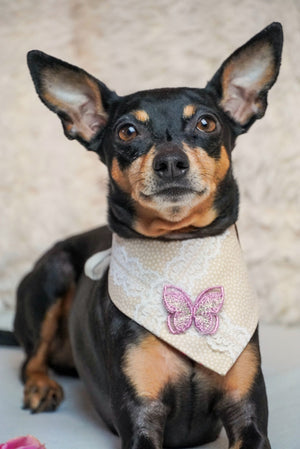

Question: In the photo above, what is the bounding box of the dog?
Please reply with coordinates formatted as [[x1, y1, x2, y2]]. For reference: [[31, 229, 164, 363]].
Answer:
[[12, 22, 283, 449]]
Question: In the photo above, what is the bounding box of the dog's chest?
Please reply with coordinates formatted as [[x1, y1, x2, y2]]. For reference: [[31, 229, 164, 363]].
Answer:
[[121, 332, 226, 402], [122, 333, 193, 399], [121, 329, 258, 405]]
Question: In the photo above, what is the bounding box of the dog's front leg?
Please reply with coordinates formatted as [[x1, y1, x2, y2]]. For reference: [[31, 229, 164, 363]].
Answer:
[[112, 396, 168, 449], [218, 386, 270, 449], [216, 357, 271, 449], [111, 332, 191, 449]]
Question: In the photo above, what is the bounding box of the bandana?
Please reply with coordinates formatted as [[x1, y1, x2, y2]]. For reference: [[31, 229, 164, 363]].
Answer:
[[84, 225, 259, 375]]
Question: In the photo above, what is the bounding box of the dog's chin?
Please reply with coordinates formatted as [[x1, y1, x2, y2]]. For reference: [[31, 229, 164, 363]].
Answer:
[[135, 187, 211, 226]]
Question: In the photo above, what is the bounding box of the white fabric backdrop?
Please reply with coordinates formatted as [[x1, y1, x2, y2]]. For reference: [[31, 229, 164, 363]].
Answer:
[[0, 0, 299, 324]]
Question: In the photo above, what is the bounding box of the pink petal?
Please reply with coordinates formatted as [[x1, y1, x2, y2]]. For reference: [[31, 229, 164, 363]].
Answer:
[[0, 436, 45, 449]]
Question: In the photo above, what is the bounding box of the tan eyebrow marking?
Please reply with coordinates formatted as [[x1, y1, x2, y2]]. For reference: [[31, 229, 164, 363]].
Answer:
[[183, 104, 197, 119], [132, 109, 150, 123]]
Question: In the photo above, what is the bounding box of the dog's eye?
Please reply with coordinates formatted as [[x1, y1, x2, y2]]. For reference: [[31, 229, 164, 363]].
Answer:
[[118, 124, 138, 142], [196, 116, 217, 133]]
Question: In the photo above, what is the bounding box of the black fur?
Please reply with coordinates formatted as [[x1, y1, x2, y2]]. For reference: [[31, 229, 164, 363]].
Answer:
[[0, 330, 19, 346]]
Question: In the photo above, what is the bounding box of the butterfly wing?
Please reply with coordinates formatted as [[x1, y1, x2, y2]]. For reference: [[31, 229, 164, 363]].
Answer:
[[163, 285, 193, 334], [193, 286, 224, 335]]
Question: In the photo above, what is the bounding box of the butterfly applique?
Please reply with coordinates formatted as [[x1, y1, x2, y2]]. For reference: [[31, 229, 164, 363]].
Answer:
[[163, 285, 224, 335]]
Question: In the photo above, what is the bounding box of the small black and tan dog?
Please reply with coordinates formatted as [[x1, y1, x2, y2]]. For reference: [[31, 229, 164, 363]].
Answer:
[[12, 23, 282, 449]]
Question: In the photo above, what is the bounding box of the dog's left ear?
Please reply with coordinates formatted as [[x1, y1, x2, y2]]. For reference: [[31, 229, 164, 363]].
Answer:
[[207, 22, 283, 134]]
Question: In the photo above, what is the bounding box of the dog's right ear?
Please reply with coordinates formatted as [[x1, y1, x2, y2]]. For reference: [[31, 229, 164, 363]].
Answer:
[[27, 50, 118, 150]]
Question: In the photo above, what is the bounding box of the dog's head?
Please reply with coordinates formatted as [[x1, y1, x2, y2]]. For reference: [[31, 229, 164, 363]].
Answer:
[[27, 23, 283, 239]]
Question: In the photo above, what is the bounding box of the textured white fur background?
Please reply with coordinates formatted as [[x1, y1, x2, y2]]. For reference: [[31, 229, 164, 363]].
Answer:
[[0, 0, 299, 324]]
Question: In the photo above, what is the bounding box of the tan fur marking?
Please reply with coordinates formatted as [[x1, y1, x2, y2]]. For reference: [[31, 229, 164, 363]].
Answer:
[[111, 147, 156, 197], [135, 199, 217, 237], [25, 300, 63, 377], [111, 158, 132, 193], [23, 287, 75, 411], [23, 300, 64, 411], [231, 441, 242, 449], [184, 143, 230, 186], [222, 343, 259, 399], [49, 285, 75, 368], [216, 145, 231, 181], [132, 109, 150, 123], [193, 342, 259, 401], [24, 373, 64, 412], [123, 335, 190, 399], [26, 286, 75, 377], [183, 104, 197, 119]]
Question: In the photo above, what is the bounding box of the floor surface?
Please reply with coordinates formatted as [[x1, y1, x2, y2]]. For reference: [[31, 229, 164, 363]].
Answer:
[[0, 323, 299, 448]]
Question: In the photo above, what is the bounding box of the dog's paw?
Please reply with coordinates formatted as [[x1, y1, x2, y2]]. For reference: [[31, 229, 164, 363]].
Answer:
[[23, 374, 64, 413]]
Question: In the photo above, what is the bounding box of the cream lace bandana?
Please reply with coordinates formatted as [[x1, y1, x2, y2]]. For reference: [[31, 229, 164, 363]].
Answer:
[[84, 225, 259, 375]]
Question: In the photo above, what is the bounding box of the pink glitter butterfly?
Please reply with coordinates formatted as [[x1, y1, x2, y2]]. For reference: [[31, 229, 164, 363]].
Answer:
[[163, 285, 224, 335]]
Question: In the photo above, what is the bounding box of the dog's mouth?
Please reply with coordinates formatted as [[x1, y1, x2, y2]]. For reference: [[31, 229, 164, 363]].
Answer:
[[157, 186, 194, 196], [157, 186, 206, 200], [140, 186, 207, 203]]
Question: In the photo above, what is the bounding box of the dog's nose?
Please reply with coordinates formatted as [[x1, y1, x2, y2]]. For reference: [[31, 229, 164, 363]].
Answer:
[[153, 149, 189, 180]]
